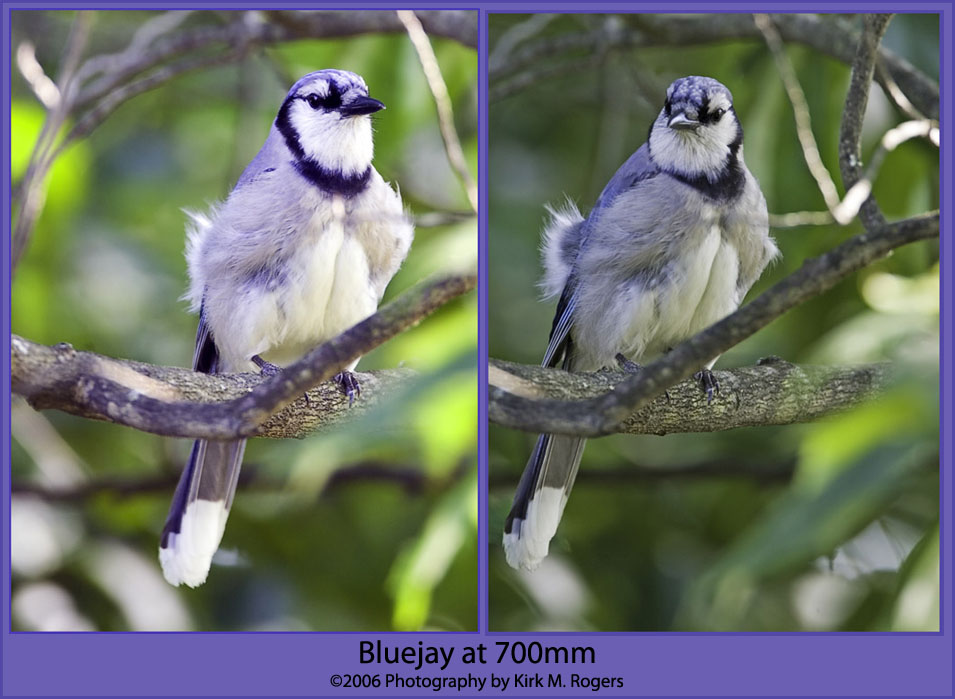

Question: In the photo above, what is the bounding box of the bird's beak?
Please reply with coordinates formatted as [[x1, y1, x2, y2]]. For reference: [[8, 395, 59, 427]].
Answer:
[[668, 112, 701, 131], [339, 95, 386, 117]]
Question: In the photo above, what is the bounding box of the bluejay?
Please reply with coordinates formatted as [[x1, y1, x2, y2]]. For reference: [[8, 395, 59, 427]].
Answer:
[[160, 69, 414, 587], [503, 76, 779, 571]]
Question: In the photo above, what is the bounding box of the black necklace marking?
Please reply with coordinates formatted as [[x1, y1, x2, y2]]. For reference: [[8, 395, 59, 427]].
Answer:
[[294, 159, 372, 197]]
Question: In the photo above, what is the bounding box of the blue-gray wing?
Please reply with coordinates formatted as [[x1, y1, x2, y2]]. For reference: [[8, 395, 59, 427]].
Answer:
[[192, 302, 219, 375], [541, 283, 577, 369], [591, 142, 657, 214], [541, 142, 657, 370]]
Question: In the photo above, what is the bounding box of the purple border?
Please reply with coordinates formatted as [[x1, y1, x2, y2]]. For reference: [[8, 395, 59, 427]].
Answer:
[[3, 2, 952, 698], [478, 3, 489, 637]]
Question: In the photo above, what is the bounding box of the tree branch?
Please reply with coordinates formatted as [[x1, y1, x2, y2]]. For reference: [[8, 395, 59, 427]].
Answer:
[[489, 213, 938, 438], [490, 358, 890, 435], [397, 10, 478, 212], [12, 274, 476, 440], [491, 14, 938, 120], [839, 14, 892, 231], [73, 10, 476, 113]]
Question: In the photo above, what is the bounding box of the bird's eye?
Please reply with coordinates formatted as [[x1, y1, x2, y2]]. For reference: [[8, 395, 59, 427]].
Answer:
[[713, 108, 726, 120], [304, 86, 342, 111]]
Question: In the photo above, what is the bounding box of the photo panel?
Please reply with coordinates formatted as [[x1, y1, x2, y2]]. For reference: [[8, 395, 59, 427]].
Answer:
[[488, 11, 940, 632]]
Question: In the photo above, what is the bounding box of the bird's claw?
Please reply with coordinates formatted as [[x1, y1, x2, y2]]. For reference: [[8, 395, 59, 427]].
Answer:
[[694, 369, 720, 404], [252, 355, 282, 377], [334, 371, 361, 407], [614, 353, 642, 373], [253, 355, 310, 405]]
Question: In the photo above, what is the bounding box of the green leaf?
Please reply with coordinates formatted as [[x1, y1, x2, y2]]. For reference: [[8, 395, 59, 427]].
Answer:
[[387, 470, 477, 630]]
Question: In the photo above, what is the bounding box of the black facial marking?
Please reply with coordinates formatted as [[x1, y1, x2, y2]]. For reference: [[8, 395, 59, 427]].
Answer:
[[276, 95, 305, 160], [305, 82, 342, 111]]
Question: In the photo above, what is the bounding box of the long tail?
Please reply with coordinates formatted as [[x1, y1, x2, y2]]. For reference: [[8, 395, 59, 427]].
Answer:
[[159, 438, 245, 587], [503, 432, 586, 570]]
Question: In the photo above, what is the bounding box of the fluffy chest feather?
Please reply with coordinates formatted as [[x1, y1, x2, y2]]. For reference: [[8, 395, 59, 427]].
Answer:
[[573, 195, 743, 369], [259, 197, 378, 366]]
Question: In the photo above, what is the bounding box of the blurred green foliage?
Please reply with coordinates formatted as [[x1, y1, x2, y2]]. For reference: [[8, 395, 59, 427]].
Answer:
[[488, 13, 938, 631], [11, 10, 477, 631]]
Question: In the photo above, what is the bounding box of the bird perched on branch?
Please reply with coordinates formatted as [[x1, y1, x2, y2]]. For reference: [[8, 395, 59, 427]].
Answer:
[[503, 75, 778, 571], [160, 69, 413, 587]]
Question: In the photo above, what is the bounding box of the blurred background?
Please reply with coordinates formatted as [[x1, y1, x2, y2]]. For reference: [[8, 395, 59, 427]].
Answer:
[[11, 10, 477, 631], [488, 13, 939, 631]]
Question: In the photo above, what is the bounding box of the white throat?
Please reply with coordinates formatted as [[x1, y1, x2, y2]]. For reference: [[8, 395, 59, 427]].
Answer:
[[292, 102, 374, 176], [648, 113, 737, 182]]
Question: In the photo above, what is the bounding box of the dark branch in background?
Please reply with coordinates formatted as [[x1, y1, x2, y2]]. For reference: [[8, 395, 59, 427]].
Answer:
[[72, 10, 475, 114], [490, 13, 938, 120], [490, 359, 891, 435], [13, 460, 460, 503], [16, 449, 785, 505], [489, 456, 798, 489], [13, 274, 476, 440]]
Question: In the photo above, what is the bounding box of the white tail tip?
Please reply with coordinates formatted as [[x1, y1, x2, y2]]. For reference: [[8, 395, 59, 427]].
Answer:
[[502, 487, 566, 571], [159, 499, 229, 588]]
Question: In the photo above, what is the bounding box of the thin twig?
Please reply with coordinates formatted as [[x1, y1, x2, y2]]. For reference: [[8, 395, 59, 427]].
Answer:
[[488, 13, 558, 74], [756, 14, 935, 228], [491, 52, 604, 102], [16, 41, 60, 108], [768, 211, 835, 228], [414, 211, 475, 228], [397, 10, 478, 212], [754, 13, 841, 214], [57, 46, 249, 156], [833, 119, 939, 225], [491, 14, 938, 120], [875, 61, 925, 121], [12, 11, 93, 268]]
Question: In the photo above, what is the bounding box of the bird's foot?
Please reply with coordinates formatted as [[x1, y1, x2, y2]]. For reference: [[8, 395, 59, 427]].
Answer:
[[334, 371, 361, 407], [252, 355, 282, 377], [694, 368, 720, 404], [253, 355, 311, 407], [614, 353, 642, 373], [616, 353, 670, 401]]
